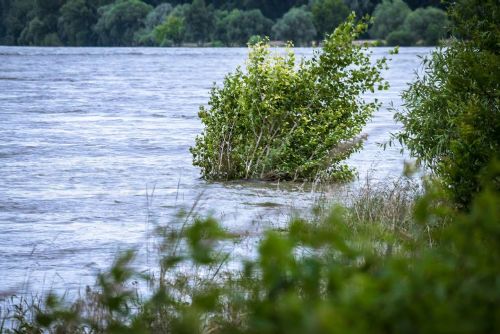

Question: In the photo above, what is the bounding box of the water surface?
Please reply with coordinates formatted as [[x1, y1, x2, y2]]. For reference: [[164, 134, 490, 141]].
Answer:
[[0, 47, 430, 294]]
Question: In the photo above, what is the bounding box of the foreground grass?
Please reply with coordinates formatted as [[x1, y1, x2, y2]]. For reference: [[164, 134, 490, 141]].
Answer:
[[1, 174, 498, 333]]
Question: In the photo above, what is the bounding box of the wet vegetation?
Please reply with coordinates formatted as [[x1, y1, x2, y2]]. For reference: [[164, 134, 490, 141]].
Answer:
[[1, 0, 499, 333], [191, 16, 392, 181], [0, 0, 447, 47]]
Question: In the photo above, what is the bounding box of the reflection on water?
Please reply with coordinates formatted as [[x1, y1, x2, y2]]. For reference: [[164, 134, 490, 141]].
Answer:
[[0, 46, 431, 294]]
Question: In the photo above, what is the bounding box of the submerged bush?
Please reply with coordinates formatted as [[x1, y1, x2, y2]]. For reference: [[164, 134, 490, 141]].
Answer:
[[191, 15, 391, 182]]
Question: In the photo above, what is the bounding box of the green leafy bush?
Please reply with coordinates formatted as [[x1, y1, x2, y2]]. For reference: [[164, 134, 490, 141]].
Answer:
[[94, 0, 153, 46], [58, 0, 98, 46], [369, 0, 411, 40], [214, 9, 272, 46], [392, 0, 499, 208], [184, 0, 215, 46], [154, 14, 185, 46], [403, 6, 448, 45], [271, 6, 316, 46], [134, 3, 173, 46], [311, 0, 350, 40], [191, 15, 391, 182]]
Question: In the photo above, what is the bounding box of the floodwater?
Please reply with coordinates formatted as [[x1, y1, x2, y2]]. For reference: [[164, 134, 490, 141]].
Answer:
[[0, 47, 431, 294]]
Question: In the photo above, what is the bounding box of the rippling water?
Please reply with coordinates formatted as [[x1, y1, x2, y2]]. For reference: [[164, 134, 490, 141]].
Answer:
[[0, 46, 430, 294]]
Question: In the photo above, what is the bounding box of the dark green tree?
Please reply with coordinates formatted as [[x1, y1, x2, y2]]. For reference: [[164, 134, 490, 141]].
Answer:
[[311, 0, 350, 39], [142, 0, 167, 5], [144, 2, 174, 30], [226, 0, 309, 20], [0, 0, 34, 45], [33, 0, 65, 31], [272, 6, 316, 46], [94, 0, 153, 46], [369, 0, 411, 40], [215, 9, 272, 46], [403, 6, 448, 45], [18, 17, 45, 45], [393, 0, 500, 207], [154, 13, 185, 46], [0, 0, 7, 41], [135, 2, 174, 45], [18, 0, 65, 45], [58, 0, 98, 46], [343, 0, 376, 17], [89, 0, 114, 6], [404, 0, 444, 10], [184, 0, 215, 45], [385, 29, 415, 46]]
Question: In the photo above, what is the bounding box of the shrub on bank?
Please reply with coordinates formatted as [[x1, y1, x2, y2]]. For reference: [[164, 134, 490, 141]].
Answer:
[[191, 15, 391, 182], [402, 6, 448, 46], [386, 29, 415, 46], [392, 0, 499, 208]]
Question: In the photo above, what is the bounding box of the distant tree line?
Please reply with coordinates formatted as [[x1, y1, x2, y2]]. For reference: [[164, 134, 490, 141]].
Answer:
[[0, 0, 448, 46]]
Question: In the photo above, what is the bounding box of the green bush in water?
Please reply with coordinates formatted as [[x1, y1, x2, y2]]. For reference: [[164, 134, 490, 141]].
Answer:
[[190, 14, 392, 182]]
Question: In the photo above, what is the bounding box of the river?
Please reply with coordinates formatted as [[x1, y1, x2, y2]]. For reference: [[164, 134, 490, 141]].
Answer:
[[0, 46, 431, 294]]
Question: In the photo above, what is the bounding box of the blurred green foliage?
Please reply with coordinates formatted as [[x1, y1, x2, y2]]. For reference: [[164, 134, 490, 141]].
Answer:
[[403, 7, 448, 45], [214, 9, 272, 46], [154, 13, 185, 46], [191, 15, 391, 181], [271, 6, 316, 46], [135, 2, 173, 45], [0, 0, 448, 46], [385, 29, 414, 46], [370, 0, 448, 46], [58, 0, 98, 46], [93, 0, 153, 46], [183, 0, 214, 45], [311, 0, 350, 40], [369, 0, 411, 40]]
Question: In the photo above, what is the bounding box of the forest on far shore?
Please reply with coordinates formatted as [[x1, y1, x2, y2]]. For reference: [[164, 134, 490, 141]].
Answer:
[[0, 0, 448, 47]]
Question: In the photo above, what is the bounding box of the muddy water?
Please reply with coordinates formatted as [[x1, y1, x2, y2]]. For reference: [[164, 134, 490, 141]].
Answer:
[[0, 47, 430, 294]]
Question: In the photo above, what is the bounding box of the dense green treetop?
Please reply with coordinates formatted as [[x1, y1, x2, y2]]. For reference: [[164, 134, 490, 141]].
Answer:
[[0, 0, 451, 46], [311, 0, 350, 40], [143, 2, 173, 29], [369, 0, 411, 39], [393, 0, 499, 207], [58, 0, 98, 46], [184, 0, 214, 45], [215, 9, 272, 46], [93, 0, 153, 46], [272, 6, 316, 46]]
